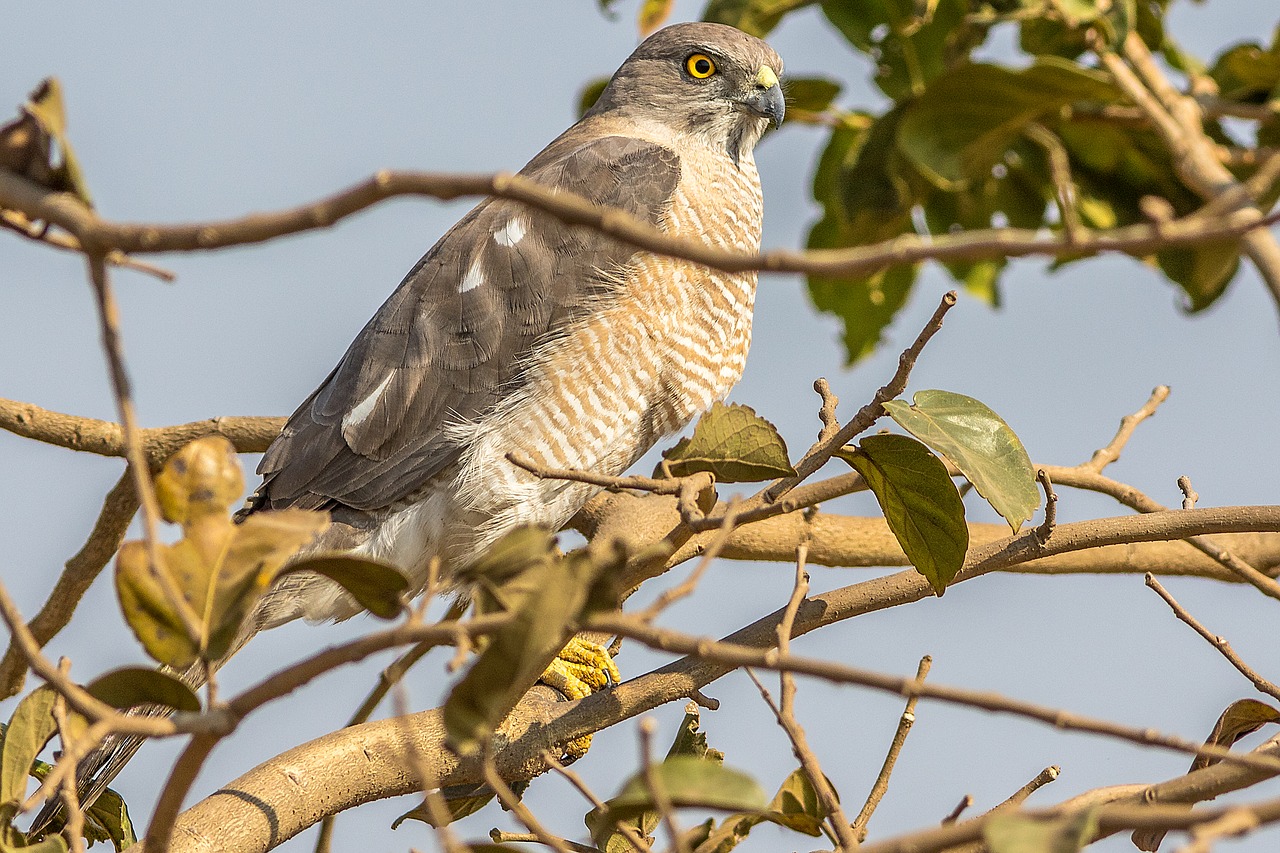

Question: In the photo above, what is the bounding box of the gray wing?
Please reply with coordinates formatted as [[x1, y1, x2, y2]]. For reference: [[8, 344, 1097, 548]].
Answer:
[[251, 134, 681, 516]]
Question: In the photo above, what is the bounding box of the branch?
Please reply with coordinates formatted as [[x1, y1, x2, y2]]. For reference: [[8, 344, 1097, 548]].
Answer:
[[3, 165, 1278, 283], [0, 398, 283, 697], [148, 502, 1280, 853], [0, 397, 282, 462], [0, 471, 136, 699], [856, 734, 1280, 853], [1096, 33, 1280, 313], [1145, 573, 1280, 701]]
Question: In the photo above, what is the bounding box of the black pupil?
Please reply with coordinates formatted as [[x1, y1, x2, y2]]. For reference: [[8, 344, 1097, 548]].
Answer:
[[694, 58, 711, 75]]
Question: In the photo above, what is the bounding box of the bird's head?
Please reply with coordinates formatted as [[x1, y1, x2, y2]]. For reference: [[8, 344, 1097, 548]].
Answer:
[[588, 22, 785, 164]]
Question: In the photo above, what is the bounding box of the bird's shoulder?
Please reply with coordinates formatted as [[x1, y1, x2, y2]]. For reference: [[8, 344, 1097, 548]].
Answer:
[[251, 127, 682, 516]]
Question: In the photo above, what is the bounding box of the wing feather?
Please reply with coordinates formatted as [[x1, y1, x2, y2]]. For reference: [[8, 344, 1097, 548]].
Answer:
[[252, 133, 681, 514]]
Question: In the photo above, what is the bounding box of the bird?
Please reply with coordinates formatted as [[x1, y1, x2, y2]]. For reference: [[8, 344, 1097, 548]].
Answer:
[[242, 20, 783, 633], [33, 20, 783, 835]]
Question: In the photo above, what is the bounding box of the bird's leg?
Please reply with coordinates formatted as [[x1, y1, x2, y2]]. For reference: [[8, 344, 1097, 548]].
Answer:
[[539, 635, 620, 759]]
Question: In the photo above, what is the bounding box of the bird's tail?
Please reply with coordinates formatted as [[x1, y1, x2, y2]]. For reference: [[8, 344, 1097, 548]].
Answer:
[[26, 661, 207, 839], [27, 522, 369, 839]]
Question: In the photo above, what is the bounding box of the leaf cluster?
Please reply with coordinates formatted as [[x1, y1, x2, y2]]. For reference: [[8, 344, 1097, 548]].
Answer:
[[697, 0, 1280, 361]]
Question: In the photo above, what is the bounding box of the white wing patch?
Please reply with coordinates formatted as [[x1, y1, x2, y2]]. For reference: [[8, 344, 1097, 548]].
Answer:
[[458, 257, 486, 293], [493, 216, 527, 248], [342, 373, 395, 432]]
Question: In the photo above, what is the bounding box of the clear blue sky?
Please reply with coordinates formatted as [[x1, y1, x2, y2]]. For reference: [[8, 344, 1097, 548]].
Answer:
[[3, 1, 1279, 851]]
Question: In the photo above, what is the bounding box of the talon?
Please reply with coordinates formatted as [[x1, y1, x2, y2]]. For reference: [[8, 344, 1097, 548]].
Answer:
[[538, 636, 620, 759]]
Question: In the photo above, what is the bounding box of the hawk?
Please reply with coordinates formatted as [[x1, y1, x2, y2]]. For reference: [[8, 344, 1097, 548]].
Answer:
[[247, 21, 784, 631], [33, 21, 783, 834]]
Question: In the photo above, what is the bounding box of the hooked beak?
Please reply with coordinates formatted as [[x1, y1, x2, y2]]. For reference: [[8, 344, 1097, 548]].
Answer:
[[738, 65, 785, 128]]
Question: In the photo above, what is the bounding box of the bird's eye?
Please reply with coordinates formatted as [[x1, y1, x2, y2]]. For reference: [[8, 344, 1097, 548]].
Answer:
[[685, 53, 716, 79]]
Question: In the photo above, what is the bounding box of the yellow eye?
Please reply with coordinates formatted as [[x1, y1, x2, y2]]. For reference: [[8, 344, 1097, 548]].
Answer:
[[685, 53, 716, 79]]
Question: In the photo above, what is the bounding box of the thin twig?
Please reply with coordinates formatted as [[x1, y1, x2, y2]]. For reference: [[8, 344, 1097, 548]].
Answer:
[[1024, 122, 1083, 243], [51, 659, 86, 853], [766, 291, 958, 502], [0, 209, 176, 280], [390, 685, 471, 853], [589, 606, 1280, 775], [1085, 385, 1170, 472], [853, 655, 933, 841], [1035, 469, 1057, 543], [991, 765, 1060, 811], [84, 255, 203, 649], [482, 747, 574, 853], [1179, 476, 1200, 510], [942, 796, 973, 824], [1145, 574, 1280, 701], [541, 751, 653, 853], [4, 167, 1279, 282], [637, 717, 690, 853], [770, 546, 860, 850], [637, 499, 741, 622], [488, 832, 596, 853], [814, 378, 841, 442], [0, 470, 136, 699], [0, 577, 174, 735]]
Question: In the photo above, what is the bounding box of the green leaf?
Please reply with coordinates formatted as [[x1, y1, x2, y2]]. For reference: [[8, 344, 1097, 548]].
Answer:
[[899, 59, 1121, 189], [595, 757, 767, 830], [883, 390, 1039, 532], [808, 258, 916, 366], [665, 704, 724, 762], [820, 0, 979, 99], [1047, 0, 1104, 27], [838, 434, 968, 595], [985, 808, 1099, 853], [703, 0, 815, 37], [661, 402, 795, 483], [1100, 0, 1137, 49], [0, 686, 57, 807], [116, 438, 330, 668], [85, 667, 201, 713], [1, 836, 69, 853], [444, 534, 626, 756], [83, 787, 138, 851], [281, 554, 408, 619], [1209, 30, 1280, 101], [761, 768, 830, 836], [784, 77, 841, 114], [115, 506, 328, 668], [391, 790, 494, 829]]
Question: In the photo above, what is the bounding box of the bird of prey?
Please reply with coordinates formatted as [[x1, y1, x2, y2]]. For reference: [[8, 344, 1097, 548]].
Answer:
[[245, 21, 784, 634], [32, 20, 783, 834]]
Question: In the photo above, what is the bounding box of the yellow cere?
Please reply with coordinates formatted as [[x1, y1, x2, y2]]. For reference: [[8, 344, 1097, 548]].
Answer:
[[686, 53, 716, 78], [756, 65, 779, 89]]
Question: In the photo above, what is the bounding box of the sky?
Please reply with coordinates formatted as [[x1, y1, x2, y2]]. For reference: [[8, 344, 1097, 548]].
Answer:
[[3, 1, 1280, 851]]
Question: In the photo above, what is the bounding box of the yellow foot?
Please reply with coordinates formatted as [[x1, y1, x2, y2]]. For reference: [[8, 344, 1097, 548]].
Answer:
[[539, 636, 620, 760]]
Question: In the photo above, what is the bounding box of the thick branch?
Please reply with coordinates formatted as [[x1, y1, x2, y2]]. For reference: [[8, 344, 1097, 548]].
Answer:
[[0, 397, 282, 463], [153, 506, 1280, 852]]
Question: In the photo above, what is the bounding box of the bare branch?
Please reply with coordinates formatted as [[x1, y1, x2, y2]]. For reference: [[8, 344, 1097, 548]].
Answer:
[[1145, 573, 1280, 701], [0, 470, 136, 699], [853, 655, 932, 840], [3, 165, 1278, 285], [592, 611, 1280, 775], [992, 765, 1061, 811], [766, 291, 957, 502], [1085, 385, 1169, 472]]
